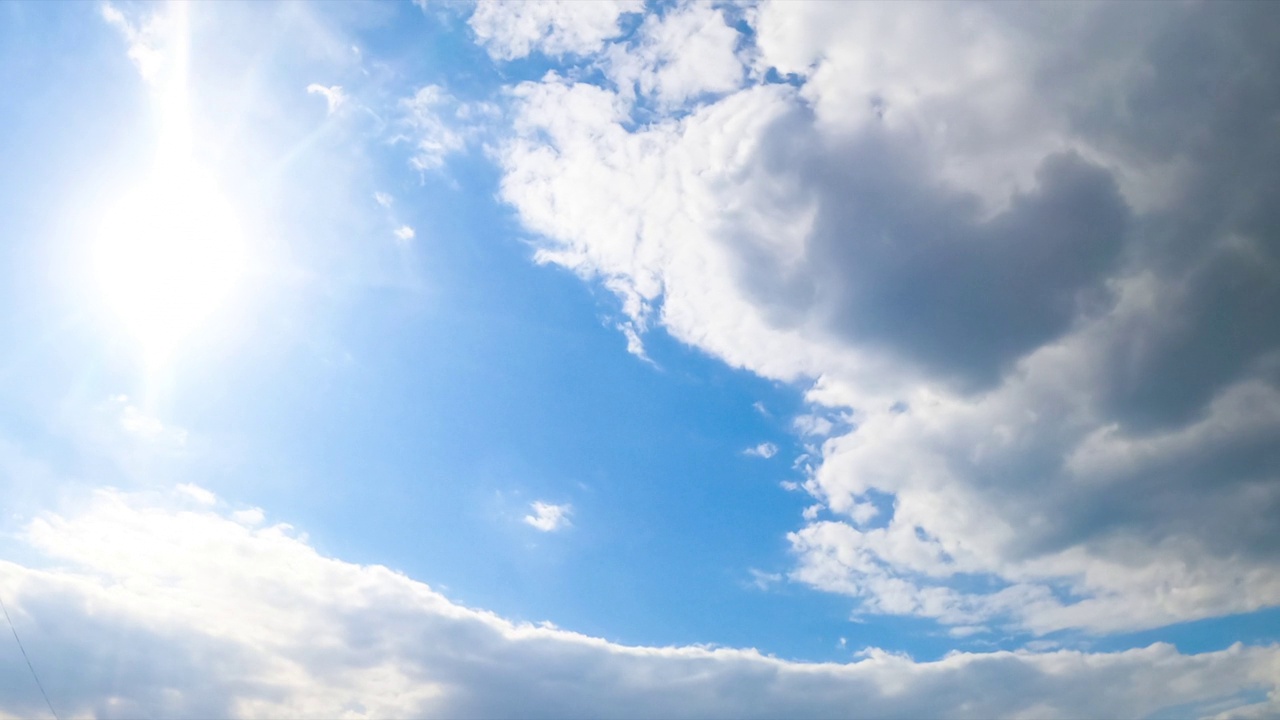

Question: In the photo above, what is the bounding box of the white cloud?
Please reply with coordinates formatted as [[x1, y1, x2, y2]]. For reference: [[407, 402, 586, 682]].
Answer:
[[0, 488, 1277, 718], [492, 2, 1280, 636], [604, 3, 744, 109], [175, 483, 217, 506], [306, 83, 346, 114], [792, 414, 834, 438], [100, 2, 172, 85], [374, 192, 394, 208], [617, 321, 653, 363], [398, 85, 466, 172], [394, 225, 416, 244], [523, 501, 571, 532], [744, 442, 778, 459], [469, 0, 642, 61], [114, 395, 188, 448]]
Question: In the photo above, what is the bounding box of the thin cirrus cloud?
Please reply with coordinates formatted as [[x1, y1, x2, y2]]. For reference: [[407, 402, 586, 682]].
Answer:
[[0, 487, 1276, 719], [493, 0, 1280, 637]]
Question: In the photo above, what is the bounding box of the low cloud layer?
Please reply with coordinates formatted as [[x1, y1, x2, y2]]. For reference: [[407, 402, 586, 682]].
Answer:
[[1, 487, 1277, 719]]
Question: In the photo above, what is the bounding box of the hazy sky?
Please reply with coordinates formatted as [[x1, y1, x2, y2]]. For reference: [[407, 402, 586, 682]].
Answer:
[[1, 1, 1279, 717]]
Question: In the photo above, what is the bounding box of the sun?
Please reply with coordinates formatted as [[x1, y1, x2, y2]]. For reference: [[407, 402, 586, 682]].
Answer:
[[93, 162, 247, 365], [92, 2, 249, 367]]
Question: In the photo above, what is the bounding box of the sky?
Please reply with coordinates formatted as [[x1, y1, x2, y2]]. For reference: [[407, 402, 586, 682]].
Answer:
[[1, 1, 1279, 717]]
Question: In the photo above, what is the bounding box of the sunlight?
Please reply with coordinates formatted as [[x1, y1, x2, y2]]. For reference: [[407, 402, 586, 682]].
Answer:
[[93, 166, 246, 365], [92, 1, 249, 367]]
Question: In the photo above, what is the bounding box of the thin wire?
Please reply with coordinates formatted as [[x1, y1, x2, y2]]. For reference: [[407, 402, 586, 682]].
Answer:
[[0, 593, 59, 720]]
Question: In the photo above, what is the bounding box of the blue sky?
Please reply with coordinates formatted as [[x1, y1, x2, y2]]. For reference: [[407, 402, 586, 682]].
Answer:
[[2, 1, 1280, 718]]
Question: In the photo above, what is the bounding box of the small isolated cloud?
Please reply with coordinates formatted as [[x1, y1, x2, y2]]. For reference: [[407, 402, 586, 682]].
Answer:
[[114, 395, 187, 448], [524, 501, 571, 532], [306, 83, 346, 114], [374, 192, 394, 208], [394, 225, 416, 244], [749, 568, 783, 591], [744, 442, 778, 459]]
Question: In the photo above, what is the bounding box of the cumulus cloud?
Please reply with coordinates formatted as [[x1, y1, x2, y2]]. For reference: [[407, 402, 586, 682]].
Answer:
[[394, 225, 416, 244], [469, 0, 642, 61], [0, 488, 1277, 719], [492, 2, 1280, 635], [603, 2, 744, 109], [523, 501, 571, 532]]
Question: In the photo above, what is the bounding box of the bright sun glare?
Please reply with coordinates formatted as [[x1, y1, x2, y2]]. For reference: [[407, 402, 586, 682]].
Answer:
[[94, 167, 246, 364], [93, 2, 248, 367]]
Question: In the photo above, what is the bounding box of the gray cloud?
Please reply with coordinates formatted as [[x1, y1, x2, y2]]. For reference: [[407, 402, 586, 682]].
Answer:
[[493, 0, 1280, 634], [739, 126, 1128, 390]]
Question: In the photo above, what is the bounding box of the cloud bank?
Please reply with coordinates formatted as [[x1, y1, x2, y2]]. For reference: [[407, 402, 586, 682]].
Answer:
[[493, 1, 1280, 636], [1, 487, 1276, 719]]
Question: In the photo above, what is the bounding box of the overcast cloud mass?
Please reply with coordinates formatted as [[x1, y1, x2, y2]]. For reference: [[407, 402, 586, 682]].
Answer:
[[1, 0, 1279, 717]]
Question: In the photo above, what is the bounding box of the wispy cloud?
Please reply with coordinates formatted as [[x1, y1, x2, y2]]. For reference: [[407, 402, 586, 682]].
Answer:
[[306, 83, 346, 114], [748, 568, 782, 591], [398, 85, 466, 172], [113, 395, 187, 448]]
